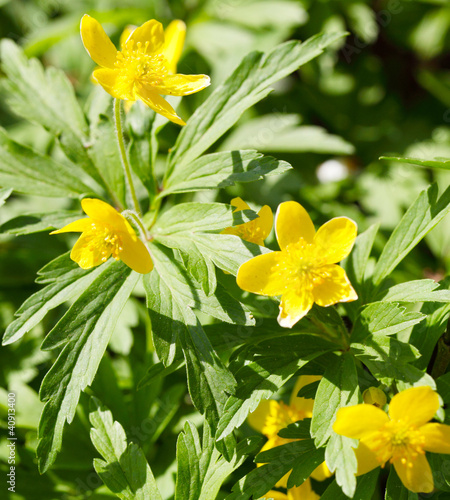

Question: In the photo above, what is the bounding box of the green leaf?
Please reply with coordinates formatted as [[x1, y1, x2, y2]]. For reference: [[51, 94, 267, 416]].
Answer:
[[216, 335, 337, 442], [325, 433, 358, 497], [37, 262, 138, 472], [376, 279, 450, 303], [153, 202, 257, 235], [153, 202, 259, 295], [221, 120, 354, 155], [1, 210, 81, 235], [163, 150, 291, 195], [0, 39, 104, 187], [296, 381, 320, 400], [137, 360, 185, 390], [372, 183, 450, 286], [342, 223, 379, 298], [351, 335, 422, 386], [166, 32, 347, 177], [0, 128, 92, 197], [145, 243, 253, 362], [346, 2, 379, 43], [311, 354, 360, 496], [177, 233, 268, 276], [428, 453, 450, 492], [437, 372, 450, 404], [230, 440, 318, 499], [176, 239, 217, 296], [88, 114, 126, 207], [352, 303, 425, 342], [2, 252, 102, 345], [320, 469, 380, 500], [311, 353, 360, 448], [176, 421, 261, 500], [286, 445, 325, 489], [89, 397, 162, 500], [278, 418, 312, 439], [381, 155, 450, 170], [410, 299, 450, 370], [144, 244, 237, 425], [0, 187, 12, 207]]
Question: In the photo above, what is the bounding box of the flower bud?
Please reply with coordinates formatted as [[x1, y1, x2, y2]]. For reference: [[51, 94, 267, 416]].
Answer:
[[363, 387, 387, 408]]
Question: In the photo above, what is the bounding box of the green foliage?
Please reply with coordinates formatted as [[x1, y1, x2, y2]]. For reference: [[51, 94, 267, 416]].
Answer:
[[1, 2, 450, 499], [89, 397, 163, 500], [38, 263, 138, 472]]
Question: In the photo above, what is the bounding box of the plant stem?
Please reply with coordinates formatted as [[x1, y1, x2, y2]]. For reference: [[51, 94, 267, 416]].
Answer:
[[113, 98, 141, 214], [431, 318, 450, 379], [121, 210, 149, 241]]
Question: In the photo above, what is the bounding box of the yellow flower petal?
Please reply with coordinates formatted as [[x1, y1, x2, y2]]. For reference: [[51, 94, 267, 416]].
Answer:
[[258, 205, 274, 242], [70, 232, 107, 270], [333, 404, 389, 439], [92, 68, 133, 100], [313, 217, 357, 264], [259, 491, 288, 500], [50, 218, 92, 234], [389, 386, 439, 427], [128, 19, 164, 54], [136, 87, 185, 125], [231, 197, 251, 212], [237, 252, 284, 296], [247, 399, 272, 433], [354, 440, 381, 475], [120, 25, 135, 50], [288, 479, 320, 500], [312, 265, 358, 307], [152, 74, 211, 96], [81, 199, 126, 229], [80, 14, 118, 69], [289, 375, 320, 414], [421, 423, 450, 454], [223, 200, 273, 246], [310, 461, 332, 481], [163, 20, 186, 73], [275, 201, 315, 250], [278, 288, 314, 328], [393, 454, 434, 493], [119, 232, 153, 274]]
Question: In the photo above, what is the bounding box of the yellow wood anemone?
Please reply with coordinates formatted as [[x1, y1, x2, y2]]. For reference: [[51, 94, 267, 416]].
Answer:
[[51, 198, 153, 274], [222, 197, 273, 246], [81, 15, 210, 125], [334, 386, 450, 493], [249, 376, 332, 500], [237, 201, 358, 328]]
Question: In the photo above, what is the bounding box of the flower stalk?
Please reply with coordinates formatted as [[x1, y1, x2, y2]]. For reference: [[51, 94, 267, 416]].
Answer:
[[113, 98, 141, 215]]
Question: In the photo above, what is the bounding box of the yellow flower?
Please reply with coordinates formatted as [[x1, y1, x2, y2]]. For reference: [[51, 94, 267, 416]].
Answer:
[[258, 480, 319, 500], [80, 15, 209, 125], [51, 198, 153, 274], [222, 197, 273, 246], [333, 386, 450, 493], [362, 387, 387, 408], [237, 201, 358, 328], [248, 376, 332, 498]]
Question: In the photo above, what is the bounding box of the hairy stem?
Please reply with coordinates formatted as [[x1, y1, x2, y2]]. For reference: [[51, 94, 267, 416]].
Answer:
[[113, 98, 141, 214]]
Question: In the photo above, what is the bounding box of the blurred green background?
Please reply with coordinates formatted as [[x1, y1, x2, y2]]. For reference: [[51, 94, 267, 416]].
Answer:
[[0, 0, 449, 498]]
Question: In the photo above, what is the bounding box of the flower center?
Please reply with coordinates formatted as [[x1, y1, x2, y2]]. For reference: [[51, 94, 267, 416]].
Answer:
[[273, 239, 327, 292], [89, 223, 123, 262], [115, 39, 169, 88], [233, 221, 264, 245], [369, 419, 426, 467]]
